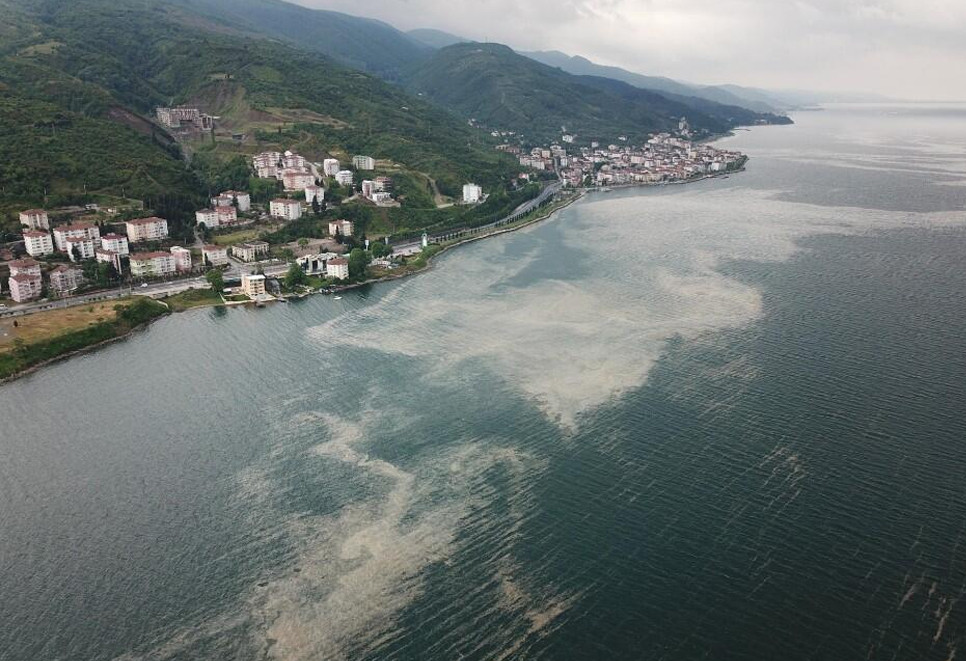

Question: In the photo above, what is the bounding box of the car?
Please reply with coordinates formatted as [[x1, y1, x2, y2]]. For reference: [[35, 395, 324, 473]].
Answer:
[[140, 283, 148, 288]]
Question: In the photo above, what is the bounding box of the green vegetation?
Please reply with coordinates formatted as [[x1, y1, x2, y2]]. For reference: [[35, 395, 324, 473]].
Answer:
[[163, 287, 223, 311], [283, 261, 308, 289], [0, 297, 168, 380], [205, 269, 225, 293]]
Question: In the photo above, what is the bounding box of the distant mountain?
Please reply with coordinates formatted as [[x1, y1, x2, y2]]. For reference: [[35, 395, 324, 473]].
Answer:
[[402, 43, 790, 145], [407, 28, 469, 50]]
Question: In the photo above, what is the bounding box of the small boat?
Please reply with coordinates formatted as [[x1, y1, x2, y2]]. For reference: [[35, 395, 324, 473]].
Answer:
[[334, 296, 343, 300]]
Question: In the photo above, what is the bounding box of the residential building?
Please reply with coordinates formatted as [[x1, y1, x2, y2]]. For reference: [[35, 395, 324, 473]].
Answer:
[[66, 236, 96, 262], [19, 209, 49, 231], [361, 180, 376, 199], [125, 217, 168, 242], [322, 158, 340, 176], [48, 265, 85, 296], [9, 259, 41, 278], [463, 183, 483, 203], [203, 245, 229, 267], [253, 151, 282, 171], [100, 233, 130, 256], [241, 273, 266, 298], [375, 176, 393, 192], [352, 155, 375, 170], [170, 246, 192, 272], [335, 170, 354, 186], [196, 209, 219, 228], [23, 231, 54, 257], [215, 206, 238, 225], [304, 185, 325, 204], [269, 198, 302, 221], [129, 251, 176, 278], [232, 241, 270, 263], [282, 169, 315, 191], [95, 248, 123, 273], [326, 257, 349, 280], [328, 219, 353, 237], [281, 151, 306, 169], [213, 190, 251, 212], [53, 222, 100, 252], [156, 107, 213, 130], [295, 251, 341, 276], [8, 272, 42, 303], [372, 192, 394, 205]]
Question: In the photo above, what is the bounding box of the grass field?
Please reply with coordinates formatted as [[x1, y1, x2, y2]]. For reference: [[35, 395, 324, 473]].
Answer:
[[0, 302, 120, 352], [163, 288, 223, 311], [212, 229, 260, 246]]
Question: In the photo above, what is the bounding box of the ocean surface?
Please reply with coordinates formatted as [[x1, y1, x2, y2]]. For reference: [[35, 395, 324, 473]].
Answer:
[[2, 104, 966, 660]]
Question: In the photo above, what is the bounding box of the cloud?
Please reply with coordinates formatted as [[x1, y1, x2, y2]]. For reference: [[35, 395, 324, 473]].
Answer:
[[294, 0, 966, 99]]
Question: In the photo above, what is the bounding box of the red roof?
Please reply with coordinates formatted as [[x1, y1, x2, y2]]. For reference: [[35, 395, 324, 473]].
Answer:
[[127, 217, 166, 226], [203, 245, 226, 252], [8, 258, 39, 268], [215, 206, 235, 213], [131, 251, 173, 260], [9, 273, 41, 283], [22, 231, 49, 238], [20, 209, 47, 216], [328, 257, 348, 265], [56, 222, 95, 231], [65, 236, 92, 243], [102, 233, 126, 240]]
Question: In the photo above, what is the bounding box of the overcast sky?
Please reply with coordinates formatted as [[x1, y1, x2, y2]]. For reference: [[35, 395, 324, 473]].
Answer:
[[294, 0, 966, 100]]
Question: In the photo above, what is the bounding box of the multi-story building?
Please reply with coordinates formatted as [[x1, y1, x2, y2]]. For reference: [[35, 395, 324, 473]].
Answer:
[[19, 209, 50, 231], [195, 209, 219, 228], [23, 230, 54, 257], [125, 217, 168, 243], [215, 206, 237, 225], [48, 265, 85, 296], [361, 180, 376, 199], [328, 219, 353, 237], [463, 183, 483, 203], [95, 248, 123, 273], [100, 233, 130, 256], [232, 241, 270, 263], [322, 158, 340, 176], [282, 169, 315, 191], [8, 272, 42, 303], [326, 257, 349, 280], [241, 273, 266, 298], [9, 259, 41, 278], [253, 151, 281, 173], [282, 152, 306, 169], [170, 246, 192, 272], [304, 185, 325, 204], [53, 222, 100, 252], [129, 251, 176, 278], [352, 155, 375, 171], [335, 170, 354, 187], [202, 245, 229, 267], [65, 236, 96, 262], [269, 198, 302, 221], [375, 176, 393, 192], [212, 191, 251, 212]]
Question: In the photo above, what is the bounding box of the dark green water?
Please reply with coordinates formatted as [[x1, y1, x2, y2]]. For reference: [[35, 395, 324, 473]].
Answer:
[[2, 105, 966, 660]]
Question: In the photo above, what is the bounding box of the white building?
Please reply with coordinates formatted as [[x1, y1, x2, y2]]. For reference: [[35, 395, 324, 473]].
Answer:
[[7, 259, 42, 303], [335, 170, 354, 187], [53, 222, 100, 252], [462, 183, 483, 204], [23, 230, 54, 257], [282, 169, 315, 191], [170, 246, 192, 272], [304, 185, 325, 205], [232, 241, 270, 263], [326, 257, 349, 280], [328, 219, 353, 237], [215, 206, 238, 225], [125, 217, 168, 243], [130, 251, 176, 278], [48, 265, 85, 296], [195, 208, 219, 228], [65, 236, 96, 262], [241, 273, 266, 298], [322, 158, 341, 176], [217, 191, 251, 212], [253, 151, 281, 178], [282, 151, 306, 169], [352, 155, 375, 170], [95, 248, 123, 273], [269, 199, 302, 221], [19, 209, 50, 231], [361, 180, 376, 199], [203, 245, 229, 267]]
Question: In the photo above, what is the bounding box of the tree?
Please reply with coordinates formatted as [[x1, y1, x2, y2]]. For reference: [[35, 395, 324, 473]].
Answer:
[[371, 241, 392, 258], [311, 194, 321, 215], [205, 269, 224, 293], [348, 248, 370, 279], [297, 238, 309, 248], [283, 262, 308, 289]]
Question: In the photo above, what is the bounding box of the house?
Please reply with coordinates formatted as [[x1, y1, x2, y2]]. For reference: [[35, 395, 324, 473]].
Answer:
[[352, 155, 375, 170], [100, 233, 129, 256], [215, 206, 238, 225], [326, 257, 349, 280], [65, 236, 96, 262], [202, 245, 229, 266], [19, 209, 50, 231], [232, 241, 270, 263], [48, 265, 85, 296], [8, 272, 42, 303], [335, 170, 354, 187], [282, 169, 315, 191], [129, 251, 176, 278], [195, 209, 219, 228], [170, 246, 192, 272], [241, 273, 266, 298], [23, 231, 54, 257], [53, 222, 100, 252], [269, 198, 302, 221], [304, 185, 325, 204], [462, 183, 483, 203], [322, 158, 340, 176], [125, 217, 168, 242], [328, 219, 353, 237]]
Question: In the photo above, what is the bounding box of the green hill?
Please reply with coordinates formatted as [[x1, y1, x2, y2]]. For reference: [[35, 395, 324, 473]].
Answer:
[[402, 43, 789, 145]]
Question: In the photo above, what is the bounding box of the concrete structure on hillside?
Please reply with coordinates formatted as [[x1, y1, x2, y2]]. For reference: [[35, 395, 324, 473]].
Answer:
[[130, 251, 176, 278], [215, 206, 237, 226], [170, 246, 192, 272], [156, 107, 214, 130], [295, 251, 341, 276], [19, 209, 50, 231], [23, 230, 54, 257], [212, 191, 251, 212], [53, 222, 100, 252], [282, 169, 315, 191], [203, 245, 229, 267], [335, 170, 354, 187], [125, 217, 168, 243], [328, 219, 353, 237], [463, 183, 483, 204], [323, 158, 341, 176], [326, 257, 349, 280], [305, 185, 325, 205], [241, 273, 266, 298], [352, 155, 375, 171], [269, 199, 302, 221], [100, 233, 129, 256]]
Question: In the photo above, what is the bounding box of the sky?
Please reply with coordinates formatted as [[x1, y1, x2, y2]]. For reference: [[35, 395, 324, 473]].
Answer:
[[294, 0, 966, 100]]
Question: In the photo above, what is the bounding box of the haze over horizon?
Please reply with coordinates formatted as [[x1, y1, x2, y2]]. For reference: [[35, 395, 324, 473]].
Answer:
[[294, 0, 966, 101]]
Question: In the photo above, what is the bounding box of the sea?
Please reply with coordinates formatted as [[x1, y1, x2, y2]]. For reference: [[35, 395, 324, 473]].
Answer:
[[2, 104, 966, 661]]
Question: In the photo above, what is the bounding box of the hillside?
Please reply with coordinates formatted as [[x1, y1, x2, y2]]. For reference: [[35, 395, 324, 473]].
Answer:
[[403, 43, 790, 145]]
